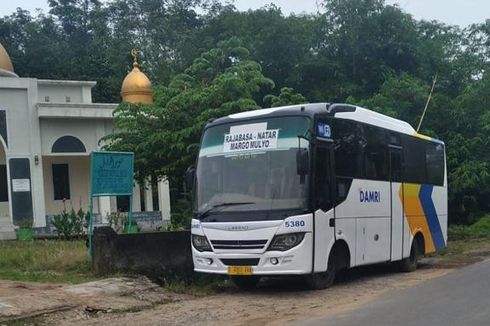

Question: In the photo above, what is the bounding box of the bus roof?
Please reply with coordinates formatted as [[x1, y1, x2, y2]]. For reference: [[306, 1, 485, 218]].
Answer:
[[211, 103, 443, 144]]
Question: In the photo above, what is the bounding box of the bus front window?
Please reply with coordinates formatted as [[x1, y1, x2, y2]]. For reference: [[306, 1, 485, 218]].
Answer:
[[196, 116, 310, 218]]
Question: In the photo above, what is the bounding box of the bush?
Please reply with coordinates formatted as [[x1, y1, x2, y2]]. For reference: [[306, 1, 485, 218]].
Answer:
[[448, 214, 490, 240], [52, 208, 90, 240], [169, 196, 192, 230], [107, 211, 140, 234]]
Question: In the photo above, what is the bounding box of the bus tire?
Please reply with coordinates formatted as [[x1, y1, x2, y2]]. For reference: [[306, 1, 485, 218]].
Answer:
[[305, 258, 336, 290], [231, 276, 260, 289], [398, 238, 420, 272]]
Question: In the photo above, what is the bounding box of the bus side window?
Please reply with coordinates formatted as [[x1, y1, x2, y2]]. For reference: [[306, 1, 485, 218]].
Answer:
[[315, 147, 332, 211], [426, 142, 444, 186], [390, 150, 402, 182], [333, 120, 363, 178], [363, 125, 388, 180], [402, 136, 427, 184]]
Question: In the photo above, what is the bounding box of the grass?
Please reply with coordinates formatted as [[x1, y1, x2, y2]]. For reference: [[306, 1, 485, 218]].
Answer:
[[0, 239, 98, 284], [448, 214, 490, 240], [165, 276, 231, 296]]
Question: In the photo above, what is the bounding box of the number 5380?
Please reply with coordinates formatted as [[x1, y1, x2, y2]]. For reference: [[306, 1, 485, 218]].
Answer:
[[285, 220, 305, 227]]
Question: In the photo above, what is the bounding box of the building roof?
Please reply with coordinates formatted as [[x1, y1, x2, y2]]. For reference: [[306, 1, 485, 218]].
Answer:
[[0, 43, 18, 77], [120, 49, 153, 105]]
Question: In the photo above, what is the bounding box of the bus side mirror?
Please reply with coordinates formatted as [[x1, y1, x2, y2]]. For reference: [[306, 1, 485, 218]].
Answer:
[[185, 165, 195, 191], [296, 149, 309, 175]]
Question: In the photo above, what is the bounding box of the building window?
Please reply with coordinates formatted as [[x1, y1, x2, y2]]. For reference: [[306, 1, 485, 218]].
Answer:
[[65, 96, 71, 103], [44, 96, 50, 102], [0, 165, 8, 202], [52, 136, 86, 153], [52, 164, 70, 200]]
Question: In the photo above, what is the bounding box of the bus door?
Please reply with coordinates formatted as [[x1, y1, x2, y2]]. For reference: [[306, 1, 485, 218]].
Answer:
[[313, 138, 336, 272], [389, 144, 404, 261]]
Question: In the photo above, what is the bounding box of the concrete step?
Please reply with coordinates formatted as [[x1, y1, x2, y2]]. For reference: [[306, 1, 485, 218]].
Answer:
[[0, 217, 16, 240], [0, 230, 16, 240]]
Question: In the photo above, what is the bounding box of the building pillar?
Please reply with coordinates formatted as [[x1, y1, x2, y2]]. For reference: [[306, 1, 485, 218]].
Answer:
[[132, 182, 141, 212], [98, 196, 111, 223], [157, 177, 171, 224], [144, 178, 153, 212]]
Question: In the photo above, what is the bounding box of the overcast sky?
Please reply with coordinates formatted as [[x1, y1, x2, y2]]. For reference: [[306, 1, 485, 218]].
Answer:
[[1, 0, 488, 27]]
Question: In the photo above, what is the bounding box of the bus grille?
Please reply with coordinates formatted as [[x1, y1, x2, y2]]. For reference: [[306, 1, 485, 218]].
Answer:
[[220, 258, 260, 266], [211, 239, 268, 250]]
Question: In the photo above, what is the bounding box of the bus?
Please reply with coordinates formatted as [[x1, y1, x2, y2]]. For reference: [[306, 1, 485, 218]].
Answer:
[[189, 103, 447, 289]]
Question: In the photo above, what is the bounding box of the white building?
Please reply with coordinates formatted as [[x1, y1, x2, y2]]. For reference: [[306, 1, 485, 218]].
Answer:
[[0, 44, 170, 239]]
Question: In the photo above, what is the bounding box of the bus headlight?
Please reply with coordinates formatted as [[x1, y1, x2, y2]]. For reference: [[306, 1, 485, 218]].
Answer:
[[267, 233, 305, 251], [192, 234, 212, 252]]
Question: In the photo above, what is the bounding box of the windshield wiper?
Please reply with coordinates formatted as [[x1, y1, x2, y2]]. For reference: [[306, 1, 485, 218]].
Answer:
[[197, 202, 255, 220]]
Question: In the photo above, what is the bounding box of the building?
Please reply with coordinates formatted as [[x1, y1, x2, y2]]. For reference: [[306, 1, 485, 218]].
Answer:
[[0, 44, 170, 240]]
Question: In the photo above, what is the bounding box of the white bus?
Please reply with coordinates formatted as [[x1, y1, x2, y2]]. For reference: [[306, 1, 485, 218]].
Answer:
[[189, 103, 447, 289]]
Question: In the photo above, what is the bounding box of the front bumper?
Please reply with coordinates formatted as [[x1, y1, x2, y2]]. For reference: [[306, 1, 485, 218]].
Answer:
[[192, 232, 313, 275]]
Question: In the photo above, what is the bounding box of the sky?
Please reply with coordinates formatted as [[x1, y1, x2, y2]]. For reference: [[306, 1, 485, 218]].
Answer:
[[0, 0, 488, 27]]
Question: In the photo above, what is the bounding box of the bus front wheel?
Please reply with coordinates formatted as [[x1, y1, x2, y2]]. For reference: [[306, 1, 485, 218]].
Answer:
[[398, 239, 420, 272], [305, 259, 336, 290]]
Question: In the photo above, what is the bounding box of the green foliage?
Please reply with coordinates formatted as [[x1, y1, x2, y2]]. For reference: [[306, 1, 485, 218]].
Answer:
[[52, 208, 90, 240], [264, 87, 307, 108], [448, 215, 490, 240], [18, 219, 33, 229], [106, 211, 140, 233], [169, 197, 193, 230]]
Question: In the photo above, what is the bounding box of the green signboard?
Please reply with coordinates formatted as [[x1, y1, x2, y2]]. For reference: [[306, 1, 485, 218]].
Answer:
[[88, 151, 135, 256], [91, 151, 134, 196]]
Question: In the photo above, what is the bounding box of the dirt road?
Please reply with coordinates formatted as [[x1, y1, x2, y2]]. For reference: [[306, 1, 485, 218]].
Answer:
[[43, 263, 452, 326]]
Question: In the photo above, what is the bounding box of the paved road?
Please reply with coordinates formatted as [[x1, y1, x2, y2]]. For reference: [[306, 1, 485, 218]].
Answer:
[[298, 258, 490, 326]]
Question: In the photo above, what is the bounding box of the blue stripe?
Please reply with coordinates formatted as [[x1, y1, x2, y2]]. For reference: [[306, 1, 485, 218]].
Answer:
[[419, 185, 445, 251]]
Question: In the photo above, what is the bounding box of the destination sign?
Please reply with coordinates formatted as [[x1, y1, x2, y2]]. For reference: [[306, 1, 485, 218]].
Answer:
[[223, 122, 279, 153]]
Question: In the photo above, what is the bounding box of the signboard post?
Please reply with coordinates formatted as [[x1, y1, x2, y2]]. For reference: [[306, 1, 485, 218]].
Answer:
[[88, 151, 134, 256]]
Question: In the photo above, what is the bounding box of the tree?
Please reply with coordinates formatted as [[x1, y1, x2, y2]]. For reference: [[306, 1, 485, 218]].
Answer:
[[103, 39, 305, 207]]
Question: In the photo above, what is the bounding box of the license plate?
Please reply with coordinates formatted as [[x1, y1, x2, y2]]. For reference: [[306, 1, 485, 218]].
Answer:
[[227, 266, 253, 275]]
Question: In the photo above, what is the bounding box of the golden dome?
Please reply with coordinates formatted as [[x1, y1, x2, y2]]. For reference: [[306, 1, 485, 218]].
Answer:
[[0, 43, 14, 73], [121, 49, 153, 104]]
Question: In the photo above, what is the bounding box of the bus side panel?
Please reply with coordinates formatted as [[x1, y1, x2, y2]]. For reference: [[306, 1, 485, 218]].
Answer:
[[358, 217, 391, 264], [430, 185, 448, 247], [314, 208, 335, 273], [401, 183, 447, 255], [335, 179, 391, 266], [335, 218, 356, 268], [391, 182, 404, 261]]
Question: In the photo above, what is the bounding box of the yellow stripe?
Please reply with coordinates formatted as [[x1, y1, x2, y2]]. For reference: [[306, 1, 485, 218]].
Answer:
[[413, 132, 432, 141], [399, 183, 436, 253]]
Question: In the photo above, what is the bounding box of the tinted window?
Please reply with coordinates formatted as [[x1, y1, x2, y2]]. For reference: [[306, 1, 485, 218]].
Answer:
[[426, 142, 445, 186], [315, 147, 332, 210], [333, 120, 363, 178], [363, 125, 388, 180], [390, 150, 402, 182], [387, 132, 401, 146], [402, 136, 427, 184], [53, 164, 70, 200]]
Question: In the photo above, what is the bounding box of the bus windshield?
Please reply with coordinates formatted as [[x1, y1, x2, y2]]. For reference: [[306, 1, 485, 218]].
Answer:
[[196, 116, 310, 216]]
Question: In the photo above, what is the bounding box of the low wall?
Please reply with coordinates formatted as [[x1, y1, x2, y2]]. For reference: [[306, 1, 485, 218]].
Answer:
[[92, 227, 194, 282]]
